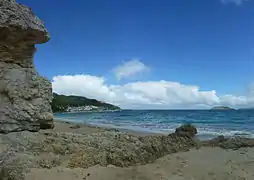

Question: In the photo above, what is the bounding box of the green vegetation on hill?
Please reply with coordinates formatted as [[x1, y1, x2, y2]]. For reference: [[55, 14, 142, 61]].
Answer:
[[51, 93, 121, 113]]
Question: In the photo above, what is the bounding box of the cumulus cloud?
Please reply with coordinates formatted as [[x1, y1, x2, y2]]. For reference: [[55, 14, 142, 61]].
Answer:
[[113, 59, 149, 80], [52, 74, 254, 109], [52, 75, 115, 101], [220, 0, 249, 5], [247, 84, 254, 96], [219, 94, 254, 108]]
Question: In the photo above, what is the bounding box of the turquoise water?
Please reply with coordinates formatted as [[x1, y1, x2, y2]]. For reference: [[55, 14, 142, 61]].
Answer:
[[55, 110, 254, 139]]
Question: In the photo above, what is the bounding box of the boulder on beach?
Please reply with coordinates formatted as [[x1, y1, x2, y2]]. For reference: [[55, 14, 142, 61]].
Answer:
[[175, 124, 197, 138]]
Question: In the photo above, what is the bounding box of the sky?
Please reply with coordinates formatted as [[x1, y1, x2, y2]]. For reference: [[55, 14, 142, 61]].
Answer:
[[19, 0, 254, 109]]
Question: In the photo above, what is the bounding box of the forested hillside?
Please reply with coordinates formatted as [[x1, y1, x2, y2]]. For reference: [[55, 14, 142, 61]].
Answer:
[[52, 93, 120, 112]]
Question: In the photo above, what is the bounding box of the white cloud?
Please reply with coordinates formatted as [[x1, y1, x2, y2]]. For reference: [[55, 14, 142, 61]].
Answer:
[[219, 94, 254, 108], [52, 74, 254, 109], [113, 59, 149, 80], [247, 84, 254, 96], [52, 75, 115, 101], [220, 0, 249, 5]]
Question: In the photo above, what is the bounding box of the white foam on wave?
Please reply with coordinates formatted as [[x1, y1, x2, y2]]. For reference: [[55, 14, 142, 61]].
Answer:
[[197, 128, 254, 139]]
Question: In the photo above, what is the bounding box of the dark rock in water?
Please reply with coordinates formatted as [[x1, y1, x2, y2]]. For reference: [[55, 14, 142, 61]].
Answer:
[[0, 0, 54, 133], [175, 124, 197, 138]]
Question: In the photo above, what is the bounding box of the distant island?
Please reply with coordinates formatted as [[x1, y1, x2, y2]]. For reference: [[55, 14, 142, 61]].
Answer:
[[210, 106, 235, 110], [51, 93, 121, 113]]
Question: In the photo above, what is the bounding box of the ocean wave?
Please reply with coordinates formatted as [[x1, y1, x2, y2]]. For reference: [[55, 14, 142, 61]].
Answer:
[[87, 121, 254, 139], [196, 128, 254, 138], [55, 112, 254, 140]]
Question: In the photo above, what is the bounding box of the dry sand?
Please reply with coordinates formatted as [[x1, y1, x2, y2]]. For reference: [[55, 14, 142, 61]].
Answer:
[[24, 120, 254, 180], [26, 147, 254, 180]]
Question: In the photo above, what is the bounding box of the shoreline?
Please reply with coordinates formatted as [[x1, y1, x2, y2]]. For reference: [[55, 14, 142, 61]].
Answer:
[[54, 118, 254, 140], [52, 118, 159, 136], [52, 119, 254, 149], [53, 109, 122, 114]]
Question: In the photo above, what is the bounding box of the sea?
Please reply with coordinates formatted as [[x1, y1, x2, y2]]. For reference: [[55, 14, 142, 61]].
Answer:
[[54, 110, 254, 140]]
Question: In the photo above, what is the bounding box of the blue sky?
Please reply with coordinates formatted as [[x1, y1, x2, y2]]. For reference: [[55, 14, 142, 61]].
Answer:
[[19, 0, 254, 108]]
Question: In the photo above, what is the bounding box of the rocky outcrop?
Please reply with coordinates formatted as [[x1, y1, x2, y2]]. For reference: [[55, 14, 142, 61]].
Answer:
[[203, 135, 254, 149], [2, 123, 254, 180], [0, 0, 54, 133], [0, 125, 199, 179]]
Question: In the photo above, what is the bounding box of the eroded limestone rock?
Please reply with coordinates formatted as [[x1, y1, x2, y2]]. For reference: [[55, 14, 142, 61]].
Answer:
[[0, 0, 54, 133]]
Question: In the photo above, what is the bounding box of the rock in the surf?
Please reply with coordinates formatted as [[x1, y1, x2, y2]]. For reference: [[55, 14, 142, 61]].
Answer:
[[175, 124, 197, 138]]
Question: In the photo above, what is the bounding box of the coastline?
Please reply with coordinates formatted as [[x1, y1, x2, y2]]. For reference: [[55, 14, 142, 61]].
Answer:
[[54, 117, 254, 140], [1, 120, 254, 180], [52, 118, 159, 136], [54, 110, 254, 140], [54, 109, 122, 114]]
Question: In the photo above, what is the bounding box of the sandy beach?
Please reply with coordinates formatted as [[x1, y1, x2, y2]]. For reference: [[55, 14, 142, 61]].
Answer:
[[1, 120, 254, 180], [26, 147, 254, 180]]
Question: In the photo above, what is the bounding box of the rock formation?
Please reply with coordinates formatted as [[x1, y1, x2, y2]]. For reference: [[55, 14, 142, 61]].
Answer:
[[0, 0, 54, 133], [175, 124, 197, 138], [202, 135, 254, 149], [0, 125, 199, 179]]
